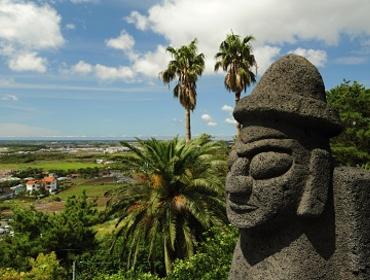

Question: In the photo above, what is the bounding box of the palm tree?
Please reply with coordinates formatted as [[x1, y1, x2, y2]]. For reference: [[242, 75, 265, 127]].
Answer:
[[106, 136, 227, 275], [161, 39, 205, 143], [214, 33, 257, 137]]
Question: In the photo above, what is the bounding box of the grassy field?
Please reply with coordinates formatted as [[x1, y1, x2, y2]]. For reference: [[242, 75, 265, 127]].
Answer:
[[0, 161, 99, 171], [56, 180, 119, 209], [93, 219, 118, 239]]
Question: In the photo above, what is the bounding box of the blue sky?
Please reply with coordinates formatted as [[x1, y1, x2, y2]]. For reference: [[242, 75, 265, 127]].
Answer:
[[0, 0, 369, 138]]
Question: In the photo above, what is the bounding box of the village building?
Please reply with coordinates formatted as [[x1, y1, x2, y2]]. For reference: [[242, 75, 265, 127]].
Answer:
[[26, 176, 58, 195]]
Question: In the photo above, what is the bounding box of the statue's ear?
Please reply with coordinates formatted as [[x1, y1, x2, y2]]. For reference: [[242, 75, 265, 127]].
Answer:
[[297, 149, 332, 217]]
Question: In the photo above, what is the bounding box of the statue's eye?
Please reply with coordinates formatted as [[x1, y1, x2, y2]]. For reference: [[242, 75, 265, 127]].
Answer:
[[250, 152, 293, 180]]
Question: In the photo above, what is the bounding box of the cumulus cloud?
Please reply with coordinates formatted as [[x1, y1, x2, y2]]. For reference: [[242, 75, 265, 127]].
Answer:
[[95, 64, 135, 81], [126, 0, 370, 75], [289, 48, 327, 67], [132, 45, 170, 78], [70, 36, 170, 81], [8, 52, 47, 73], [0, 0, 64, 73], [221, 104, 233, 113], [225, 117, 237, 125], [69, 61, 135, 81], [106, 30, 135, 52], [222, 104, 238, 125], [0, 1, 64, 49], [71, 60, 93, 74], [254, 46, 281, 73], [126, 11, 149, 31], [201, 114, 217, 126]]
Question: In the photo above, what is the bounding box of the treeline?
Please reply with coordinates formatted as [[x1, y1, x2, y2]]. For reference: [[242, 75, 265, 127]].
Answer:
[[0, 151, 103, 164], [11, 167, 105, 179], [0, 192, 237, 280], [327, 80, 370, 169]]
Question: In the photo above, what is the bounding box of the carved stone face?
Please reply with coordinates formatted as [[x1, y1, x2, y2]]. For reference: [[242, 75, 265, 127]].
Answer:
[[226, 131, 312, 229]]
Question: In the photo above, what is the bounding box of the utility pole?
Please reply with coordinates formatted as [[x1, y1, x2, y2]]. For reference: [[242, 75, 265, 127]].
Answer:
[[72, 260, 76, 280]]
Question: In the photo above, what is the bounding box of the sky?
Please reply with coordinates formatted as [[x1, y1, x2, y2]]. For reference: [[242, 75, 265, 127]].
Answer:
[[0, 0, 369, 138]]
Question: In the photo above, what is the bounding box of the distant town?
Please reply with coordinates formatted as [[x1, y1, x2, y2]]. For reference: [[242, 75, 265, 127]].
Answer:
[[0, 140, 136, 238]]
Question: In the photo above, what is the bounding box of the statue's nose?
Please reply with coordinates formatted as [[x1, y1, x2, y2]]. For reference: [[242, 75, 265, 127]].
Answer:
[[225, 173, 253, 195], [226, 157, 252, 195]]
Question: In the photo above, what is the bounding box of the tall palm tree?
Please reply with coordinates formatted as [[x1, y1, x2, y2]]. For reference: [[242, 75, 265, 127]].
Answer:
[[106, 136, 227, 275], [214, 33, 257, 137], [161, 39, 205, 143]]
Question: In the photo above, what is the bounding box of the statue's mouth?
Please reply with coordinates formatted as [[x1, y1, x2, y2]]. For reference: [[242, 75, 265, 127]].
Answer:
[[228, 194, 258, 212]]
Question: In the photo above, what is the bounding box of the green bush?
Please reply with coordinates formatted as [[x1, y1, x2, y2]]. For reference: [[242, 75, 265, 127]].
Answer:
[[167, 225, 237, 280]]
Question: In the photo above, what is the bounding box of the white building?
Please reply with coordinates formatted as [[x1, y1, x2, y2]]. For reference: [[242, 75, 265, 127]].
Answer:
[[26, 176, 58, 194]]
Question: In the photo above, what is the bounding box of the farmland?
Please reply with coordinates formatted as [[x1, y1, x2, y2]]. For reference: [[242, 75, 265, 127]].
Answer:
[[0, 160, 99, 171]]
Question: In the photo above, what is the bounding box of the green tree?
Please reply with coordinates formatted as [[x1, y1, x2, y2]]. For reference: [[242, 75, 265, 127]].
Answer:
[[0, 193, 98, 270], [106, 136, 227, 274], [327, 80, 370, 168], [27, 252, 67, 280], [214, 33, 257, 137], [161, 39, 205, 143]]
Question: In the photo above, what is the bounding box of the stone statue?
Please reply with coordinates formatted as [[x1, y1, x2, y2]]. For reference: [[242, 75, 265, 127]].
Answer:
[[226, 54, 370, 280]]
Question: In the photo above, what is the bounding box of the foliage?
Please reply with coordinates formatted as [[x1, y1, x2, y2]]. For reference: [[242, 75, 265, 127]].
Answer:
[[0, 252, 66, 280], [11, 168, 44, 179], [161, 39, 205, 142], [0, 192, 98, 270], [106, 136, 227, 274], [27, 252, 67, 280], [93, 271, 161, 280], [327, 80, 370, 168], [214, 33, 257, 98], [88, 225, 238, 280], [167, 225, 238, 280], [0, 267, 25, 280]]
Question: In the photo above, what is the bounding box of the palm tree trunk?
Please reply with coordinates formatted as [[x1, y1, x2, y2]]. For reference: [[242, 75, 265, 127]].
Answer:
[[235, 91, 242, 138], [185, 109, 191, 143]]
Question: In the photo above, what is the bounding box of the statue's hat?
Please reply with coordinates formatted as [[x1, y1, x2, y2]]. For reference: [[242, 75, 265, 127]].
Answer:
[[234, 54, 342, 137]]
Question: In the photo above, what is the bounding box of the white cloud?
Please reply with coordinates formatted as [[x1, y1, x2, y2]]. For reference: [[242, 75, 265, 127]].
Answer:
[[65, 23, 76, 30], [0, 1, 64, 73], [201, 114, 212, 122], [106, 30, 135, 52], [1, 94, 18, 101], [225, 117, 237, 125], [222, 104, 237, 125], [254, 46, 281, 73], [0, 1, 64, 49], [70, 38, 170, 81], [132, 45, 170, 78], [127, 0, 370, 75], [201, 114, 217, 126], [95, 64, 135, 81], [8, 52, 47, 73], [69, 61, 135, 81], [126, 11, 149, 31], [289, 48, 327, 67], [72, 60, 93, 74], [221, 105, 233, 113]]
